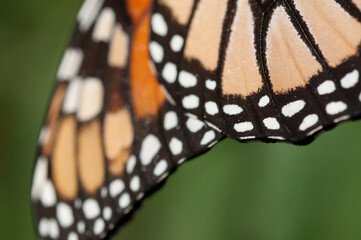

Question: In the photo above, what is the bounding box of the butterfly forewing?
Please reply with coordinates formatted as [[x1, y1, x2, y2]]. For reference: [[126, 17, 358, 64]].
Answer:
[[31, 0, 223, 239], [150, 0, 361, 144]]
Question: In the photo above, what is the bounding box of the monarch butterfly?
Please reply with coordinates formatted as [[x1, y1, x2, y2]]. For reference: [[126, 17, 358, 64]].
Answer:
[[31, 0, 361, 239]]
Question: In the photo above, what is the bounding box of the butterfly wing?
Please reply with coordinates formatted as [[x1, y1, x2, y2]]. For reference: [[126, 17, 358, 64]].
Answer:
[[31, 0, 223, 239], [150, 0, 361, 144]]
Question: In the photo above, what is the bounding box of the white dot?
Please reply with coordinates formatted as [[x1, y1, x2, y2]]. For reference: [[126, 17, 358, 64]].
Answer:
[[223, 104, 243, 115], [39, 218, 48, 237], [40, 180, 57, 208], [153, 160, 168, 177], [164, 111, 178, 130], [299, 114, 319, 131], [182, 95, 199, 109], [48, 218, 59, 239], [317, 80, 336, 95], [326, 101, 348, 115], [258, 95, 270, 107], [57, 48, 84, 80], [282, 100, 306, 117], [77, 77, 104, 122], [103, 206, 112, 221], [93, 218, 105, 235], [151, 13, 168, 36], [205, 101, 219, 115], [77, 221, 85, 234], [186, 117, 204, 133], [68, 232, 78, 240], [162, 62, 177, 83], [38, 126, 50, 145], [100, 187, 108, 198], [341, 70, 359, 89], [119, 193, 131, 209], [74, 199, 82, 209], [62, 77, 83, 114], [82, 199, 100, 219], [109, 179, 125, 197], [200, 130, 216, 145], [56, 202, 74, 228], [140, 135, 161, 165], [130, 176, 140, 192], [126, 155, 136, 174], [31, 156, 48, 201], [234, 122, 254, 132], [170, 35, 184, 52], [359, 92, 361, 102], [263, 117, 280, 130], [178, 71, 197, 88], [149, 41, 164, 63], [169, 137, 183, 155], [205, 79, 216, 90], [77, 0, 105, 32], [92, 7, 116, 42]]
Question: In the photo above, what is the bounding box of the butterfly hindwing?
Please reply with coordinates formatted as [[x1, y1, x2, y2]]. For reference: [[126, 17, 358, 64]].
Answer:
[[150, 0, 361, 144], [31, 0, 223, 239]]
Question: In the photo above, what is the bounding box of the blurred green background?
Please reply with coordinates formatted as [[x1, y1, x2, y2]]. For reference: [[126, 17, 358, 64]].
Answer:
[[1, 1, 361, 239]]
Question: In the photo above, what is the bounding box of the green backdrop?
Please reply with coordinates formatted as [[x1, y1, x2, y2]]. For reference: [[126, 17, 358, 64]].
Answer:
[[1, 1, 361, 239]]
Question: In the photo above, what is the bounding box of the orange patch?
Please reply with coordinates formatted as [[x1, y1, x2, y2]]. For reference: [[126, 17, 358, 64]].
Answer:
[[52, 116, 78, 200], [42, 84, 66, 157], [130, 13, 166, 117], [78, 119, 105, 194], [126, 0, 153, 25]]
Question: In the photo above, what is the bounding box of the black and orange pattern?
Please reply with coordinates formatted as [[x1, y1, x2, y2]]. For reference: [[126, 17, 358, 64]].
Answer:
[[32, 0, 361, 239]]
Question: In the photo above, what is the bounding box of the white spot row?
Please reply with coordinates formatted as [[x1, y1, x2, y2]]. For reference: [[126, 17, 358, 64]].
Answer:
[[57, 48, 83, 80]]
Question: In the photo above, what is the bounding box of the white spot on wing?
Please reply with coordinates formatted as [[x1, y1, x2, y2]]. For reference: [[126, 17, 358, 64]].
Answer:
[[151, 13, 168, 36], [130, 176, 140, 192], [57, 48, 84, 81], [200, 130, 216, 145], [77, 77, 104, 122], [77, 0, 105, 32], [326, 101, 347, 115], [92, 7, 116, 42], [119, 193, 131, 209], [234, 122, 254, 132], [162, 62, 177, 83], [205, 79, 216, 90], [258, 95, 270, 107], [341, 70, 359, 89], [103, 206, 112, 221], [164, 111, 178, 130], [186, 117, 204, 133], [282, 100, 306, 117], [62, 77, 83, 114], [223, 104, 243, 115], [169, 137, 183, 155], [77, 221, 85, 234], [182, 95, 199, 109], [56, 203, 74, 228], [205, 101, 219, 115], [40, 180, 57, 207], [140, 135, 161, 165], [109, 179, 125, 197], [68, 232, 78, 240], [48, 218, 59, 239], [31, 156, 48, 201], [299, 114, 319, 131], [149, 41, 164, 63], [93, 218, 105, 235], [153, 160, 168, 177], [126, 155, 136, 174], [170, 34, 184, 52], [38, 126, 50, 146], [39, 218, 48, 237], [179, 71, 197, 88], [317, 80, 336, 95], [263, 117, 280, 130], [82, 199, 100, 219]]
